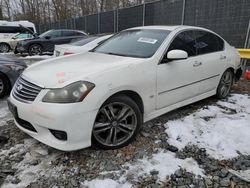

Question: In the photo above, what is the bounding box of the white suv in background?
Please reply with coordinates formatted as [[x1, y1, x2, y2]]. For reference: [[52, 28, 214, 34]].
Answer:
[[8, 26, 242, 151]]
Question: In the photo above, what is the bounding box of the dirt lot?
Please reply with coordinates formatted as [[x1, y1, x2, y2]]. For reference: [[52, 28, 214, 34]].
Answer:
[[0, 55, 249, 188]]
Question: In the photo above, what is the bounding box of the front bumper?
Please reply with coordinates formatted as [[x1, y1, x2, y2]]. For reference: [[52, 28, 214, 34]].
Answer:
[[8, 91, 98, 151]]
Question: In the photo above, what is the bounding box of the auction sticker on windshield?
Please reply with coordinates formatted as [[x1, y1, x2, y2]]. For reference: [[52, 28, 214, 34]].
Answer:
[[137, 37, 158, 44]]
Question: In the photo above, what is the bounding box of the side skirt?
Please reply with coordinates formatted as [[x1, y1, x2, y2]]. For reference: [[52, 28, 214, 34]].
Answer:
[[143, 89, 216, 123]]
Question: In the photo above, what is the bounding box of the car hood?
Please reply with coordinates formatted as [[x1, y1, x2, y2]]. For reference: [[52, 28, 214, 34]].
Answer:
[[23, 52, 142, 88]]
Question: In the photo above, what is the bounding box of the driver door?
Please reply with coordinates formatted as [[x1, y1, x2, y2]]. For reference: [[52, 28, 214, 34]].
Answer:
[[156, 30, 203, 109]]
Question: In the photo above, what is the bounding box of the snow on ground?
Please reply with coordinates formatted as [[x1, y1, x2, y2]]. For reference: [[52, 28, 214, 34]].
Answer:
[[0, 99, 12, 126], [1, 139, 63, 188], [18, 55, 52, 60], [165, 94, 250, 160], [83, 151, 204, 188]]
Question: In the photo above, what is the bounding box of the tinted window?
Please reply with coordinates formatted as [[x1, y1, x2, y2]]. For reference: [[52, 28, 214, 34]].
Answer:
[[40, 30, 61, 38], [0, 26, 34, 33], [167, 31, 196, 57], [62, 31, 76, 36], [195, 30, 224, 55], [93, 29, 170, 58]]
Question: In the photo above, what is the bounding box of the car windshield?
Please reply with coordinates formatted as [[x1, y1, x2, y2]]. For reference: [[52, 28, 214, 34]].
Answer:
[[71, 36, 99, 46], [13, 33, 32, 39], [39, 30, 53, 38], [92, 29, 170, 58]]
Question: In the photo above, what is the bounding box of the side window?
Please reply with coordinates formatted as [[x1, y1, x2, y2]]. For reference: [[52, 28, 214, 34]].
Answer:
[[62, 31, 76, 37], [49, 30, 62, 38], [167, 31, 197, 57], [195, 30, 224, 55]]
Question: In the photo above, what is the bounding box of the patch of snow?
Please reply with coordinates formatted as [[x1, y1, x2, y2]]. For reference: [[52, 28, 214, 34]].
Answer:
[[18, 55, 52, 60], [0, 99, 12, 126], [84, 150, 204, 187], [127, 151, 204, 181], [165, 94, 250, 159], [1, 139, 63, 188], [83, 179, 132, 188]]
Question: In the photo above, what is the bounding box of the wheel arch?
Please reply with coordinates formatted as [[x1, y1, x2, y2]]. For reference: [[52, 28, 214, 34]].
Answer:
[[99, 90, 144, 115]]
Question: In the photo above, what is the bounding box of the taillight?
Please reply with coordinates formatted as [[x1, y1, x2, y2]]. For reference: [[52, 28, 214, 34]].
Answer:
[[63, 52, 73, 56]]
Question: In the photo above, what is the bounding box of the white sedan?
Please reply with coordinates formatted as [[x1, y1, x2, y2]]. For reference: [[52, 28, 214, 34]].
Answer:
[[54, 34, 113, 57], [8, 26, 242, 151]]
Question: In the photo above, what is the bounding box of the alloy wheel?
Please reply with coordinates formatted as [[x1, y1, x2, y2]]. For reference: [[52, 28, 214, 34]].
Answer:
[[93, 102, 138, 147], [29, 45, 42, 56], [219, 70, 233, 98], [0, 43, 10, 53]]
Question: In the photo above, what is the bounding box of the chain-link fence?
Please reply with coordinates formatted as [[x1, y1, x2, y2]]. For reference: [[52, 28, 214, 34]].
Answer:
[[38, 0, 250, 48]]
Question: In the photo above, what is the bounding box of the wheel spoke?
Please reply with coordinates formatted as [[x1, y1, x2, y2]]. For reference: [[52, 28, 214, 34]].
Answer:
[[117, 125, 132, 134], [107, 105, 116, 119], [94, 125, 111, 134], [119, 109, 134, 122], [117, 106, 129, 120], [112, 128, 118, 144], [94, 122, 110, 128], [106, 127, 114, 144], [119, 123, 134, 131], [101, 108, 112, 121]]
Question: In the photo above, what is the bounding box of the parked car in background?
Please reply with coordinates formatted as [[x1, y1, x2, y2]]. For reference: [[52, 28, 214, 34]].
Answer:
[[54, 34, 113, 56], [0, 55, 27, 98], [0, 33, 34, 53], [16, 29, 87, 56], [0, 20, 36, 39], [8, 26, 241, 151]]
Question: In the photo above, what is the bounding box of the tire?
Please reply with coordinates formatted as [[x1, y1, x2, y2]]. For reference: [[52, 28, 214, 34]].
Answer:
[[0, 43, 10, 53], [28, 44, 42, 56], [0, 73, 10, 99], [92, 95, 142, 150], [216, 69, 234, 99]]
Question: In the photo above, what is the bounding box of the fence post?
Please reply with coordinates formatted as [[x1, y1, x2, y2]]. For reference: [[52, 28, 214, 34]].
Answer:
[[181, 0, 186, 25], [114, 10, 116, 33], [142, 3, 145, 26], [242, 19, 250, 71], [98, 12, 100, 34], [116, 9, 119, 32], [85, 16, 87, 34], [244, 19, 250, 48]]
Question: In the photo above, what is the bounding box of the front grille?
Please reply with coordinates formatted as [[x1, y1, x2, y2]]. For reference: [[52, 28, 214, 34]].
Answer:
[[13, 76, 43, 103]]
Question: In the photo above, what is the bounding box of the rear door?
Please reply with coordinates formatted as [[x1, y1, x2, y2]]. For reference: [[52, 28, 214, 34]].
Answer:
[[194, 30, 226, 94]]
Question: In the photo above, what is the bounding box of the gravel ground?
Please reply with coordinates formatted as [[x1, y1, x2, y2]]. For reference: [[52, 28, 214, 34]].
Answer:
[[0, 54, 249, 188]]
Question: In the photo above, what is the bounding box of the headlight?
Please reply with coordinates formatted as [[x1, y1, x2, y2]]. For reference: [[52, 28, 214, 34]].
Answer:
[[4, 64, 26, 73], [42, 81, 95, 103]]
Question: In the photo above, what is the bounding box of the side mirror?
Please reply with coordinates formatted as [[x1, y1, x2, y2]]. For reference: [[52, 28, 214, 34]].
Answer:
[[167, 50, 188, 61], [45, 36, 51, 40]]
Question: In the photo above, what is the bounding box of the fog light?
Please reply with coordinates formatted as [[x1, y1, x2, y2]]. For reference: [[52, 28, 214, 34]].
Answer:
[[49, 129, 67, 141]]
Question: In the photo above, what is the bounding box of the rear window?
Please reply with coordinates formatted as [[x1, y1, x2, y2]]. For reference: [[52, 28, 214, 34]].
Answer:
[[195, 30, 224, 55]]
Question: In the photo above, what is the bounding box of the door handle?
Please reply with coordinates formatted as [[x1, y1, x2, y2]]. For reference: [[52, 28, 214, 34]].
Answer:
[[220, 55, 227, 60], [193, 61, 202, 67]]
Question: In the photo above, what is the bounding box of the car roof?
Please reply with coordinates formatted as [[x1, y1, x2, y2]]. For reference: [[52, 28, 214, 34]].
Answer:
[[126, 25, 209, 32]]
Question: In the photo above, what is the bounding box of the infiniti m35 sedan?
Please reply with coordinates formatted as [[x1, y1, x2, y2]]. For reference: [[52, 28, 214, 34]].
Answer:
[[8, 26, 242, 151]]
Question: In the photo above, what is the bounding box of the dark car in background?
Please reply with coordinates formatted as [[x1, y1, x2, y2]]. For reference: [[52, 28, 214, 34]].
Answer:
[[16, 29, 87, 56], [0, 55, 27, 98]]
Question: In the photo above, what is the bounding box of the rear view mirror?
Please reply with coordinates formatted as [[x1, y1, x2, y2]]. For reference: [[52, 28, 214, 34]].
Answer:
[[45, 36, 51, 40], [167, 50, 188, 60]]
